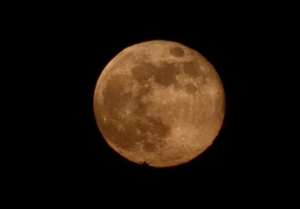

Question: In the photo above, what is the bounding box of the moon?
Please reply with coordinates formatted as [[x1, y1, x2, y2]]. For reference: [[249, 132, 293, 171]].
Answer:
[[93, 40, 225, 168]]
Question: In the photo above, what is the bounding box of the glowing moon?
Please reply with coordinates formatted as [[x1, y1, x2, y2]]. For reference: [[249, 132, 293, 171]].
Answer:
[[93, 40, 225, 168]]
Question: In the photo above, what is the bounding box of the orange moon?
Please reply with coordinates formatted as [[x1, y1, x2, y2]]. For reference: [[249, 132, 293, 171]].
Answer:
[[93, 40, 225, 168]]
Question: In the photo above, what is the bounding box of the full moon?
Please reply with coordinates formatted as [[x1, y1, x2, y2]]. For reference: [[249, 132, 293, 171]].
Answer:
[[93, 40, 225, 168]]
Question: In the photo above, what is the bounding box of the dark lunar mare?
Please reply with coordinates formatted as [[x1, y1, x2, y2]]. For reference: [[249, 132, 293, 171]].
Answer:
[[100, 68, 171, 152], [169, 47, 184, 57], [99, 58, 203, 152]]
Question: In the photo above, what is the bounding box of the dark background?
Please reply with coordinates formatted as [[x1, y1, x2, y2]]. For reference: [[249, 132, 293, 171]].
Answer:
[[16, 5, 296, 202], [51, 23, 266, 190]]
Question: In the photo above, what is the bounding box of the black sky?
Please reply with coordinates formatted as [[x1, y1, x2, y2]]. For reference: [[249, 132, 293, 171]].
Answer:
[[20, 7, 294, 202], [52, 23, 263, 187]]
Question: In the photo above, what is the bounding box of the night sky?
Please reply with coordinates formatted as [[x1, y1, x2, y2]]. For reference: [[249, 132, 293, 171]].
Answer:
[[21, 6, 292, 202]]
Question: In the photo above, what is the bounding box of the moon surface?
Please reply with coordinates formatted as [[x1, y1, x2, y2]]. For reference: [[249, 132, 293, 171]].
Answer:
[[93, 40, 225, 168]]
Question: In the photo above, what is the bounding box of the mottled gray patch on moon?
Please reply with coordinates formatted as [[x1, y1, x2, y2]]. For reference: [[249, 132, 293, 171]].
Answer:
[[185, 83, 198, 94], [102, 74, 133, 115], [182, 61, 200, 77], [170, 47, 184, 57], [131, 62, 154, 83], [99, 70, 171, 153], [143, 141, 156, 152], [153, 62, 181, 87], [131, 61, 181, 87]]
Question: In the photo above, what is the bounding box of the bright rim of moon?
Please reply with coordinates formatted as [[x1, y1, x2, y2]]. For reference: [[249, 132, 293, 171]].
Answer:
[[93, 40, 226, 168]]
